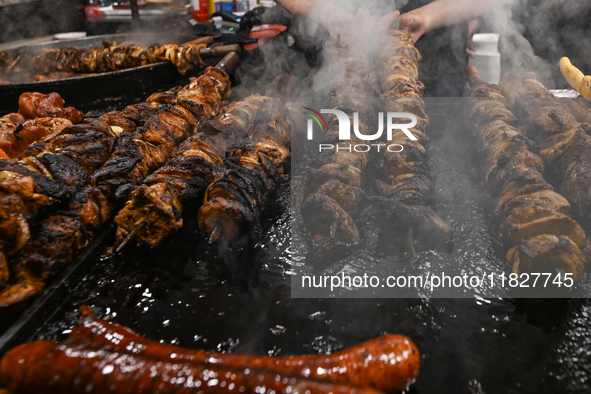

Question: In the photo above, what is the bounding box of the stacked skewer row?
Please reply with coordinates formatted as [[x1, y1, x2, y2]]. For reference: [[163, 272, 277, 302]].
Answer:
[[0, 53, 239, 312], [300, 30, 452, 256]]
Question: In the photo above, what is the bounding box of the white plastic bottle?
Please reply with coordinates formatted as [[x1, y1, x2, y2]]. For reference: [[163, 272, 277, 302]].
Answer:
[[469, 33, 501, 84]]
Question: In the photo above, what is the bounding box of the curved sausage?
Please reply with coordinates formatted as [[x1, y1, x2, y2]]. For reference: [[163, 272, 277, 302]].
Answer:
[[70, 307, 420, 393], [0, 340, 383, 394]]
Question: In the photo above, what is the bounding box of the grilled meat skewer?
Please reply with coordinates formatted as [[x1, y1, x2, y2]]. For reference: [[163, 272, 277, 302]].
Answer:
[[92, 65, 232, 198], [199, 99, 291, 247], [0, 37, 226, 83], [499, 71, 591, 221], [0, 96, 96, 262], [299, 40, 375, 250], [300, 30, 451, 254], [467, 66, 585, 280], [374, 29, 452, 252], [113, 94, 272, 250]]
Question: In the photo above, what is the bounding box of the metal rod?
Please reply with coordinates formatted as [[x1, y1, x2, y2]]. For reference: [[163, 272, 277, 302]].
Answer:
[[215, 52, 240, 74], [130, 0, 141, 22], [200, 45, 241, 59]]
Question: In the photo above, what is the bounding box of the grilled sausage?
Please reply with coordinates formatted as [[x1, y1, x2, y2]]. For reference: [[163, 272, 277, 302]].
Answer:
[[70, 307, 420, 393], [0, 340, 383, 394]]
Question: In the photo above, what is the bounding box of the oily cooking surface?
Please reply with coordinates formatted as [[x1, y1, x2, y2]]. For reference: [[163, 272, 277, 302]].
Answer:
[[21, 101, 591, 394]]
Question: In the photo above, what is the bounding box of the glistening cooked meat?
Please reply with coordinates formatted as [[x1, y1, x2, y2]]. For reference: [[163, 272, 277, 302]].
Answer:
[[467, 66, 585, 280], [68, 306, 420, 394], [0, 92, 82, 158], [0, 341, 385, 394], [18, 92, 83, 123], [199, 100, 291, 247], [10, 118, 73, 158], [500, 71, 591, 220], [373, 29, 452, 252], [113, 94, 269, 250], [92, 65, 232, 199], [0, 214, 87, 308], [0, 157, 85, 262], [0, 55, 237, 312], [0, 113, 24, 155]]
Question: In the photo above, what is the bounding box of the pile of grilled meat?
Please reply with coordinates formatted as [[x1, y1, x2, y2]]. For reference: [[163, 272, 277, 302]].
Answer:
[[0, 59, 236, 312]]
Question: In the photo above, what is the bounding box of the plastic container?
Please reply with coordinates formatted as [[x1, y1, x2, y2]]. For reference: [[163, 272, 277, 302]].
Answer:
[[469, 33, 501, 84], [192, 0, 210, 21]]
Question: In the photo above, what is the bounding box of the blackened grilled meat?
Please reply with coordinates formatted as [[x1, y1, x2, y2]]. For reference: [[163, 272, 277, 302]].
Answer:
[[198, 98, 291, 247], [113, 95, 279, 250]]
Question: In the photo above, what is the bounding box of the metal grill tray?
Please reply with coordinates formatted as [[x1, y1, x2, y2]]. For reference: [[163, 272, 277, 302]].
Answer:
[[1, 101, 590, 394], [0, 33, 204, 115]]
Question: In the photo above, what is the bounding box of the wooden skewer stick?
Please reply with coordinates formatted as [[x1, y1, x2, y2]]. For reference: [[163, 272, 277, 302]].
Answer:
[[115, 222, 145, 253], [209, 224, 222, 244], [199, 44, 241, 58]]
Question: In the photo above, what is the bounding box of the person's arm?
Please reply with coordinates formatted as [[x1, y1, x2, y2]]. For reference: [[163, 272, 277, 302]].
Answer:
[[275, 0, 373, 37], [400, 0, 515, 42], [275, 0, 314, 16]]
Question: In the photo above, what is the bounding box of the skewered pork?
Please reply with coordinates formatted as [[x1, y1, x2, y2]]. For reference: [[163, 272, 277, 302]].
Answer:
[[199, 100, 291, 247], [0, 56, 237, 311], [298, 39, 375, 251], [113, 94, 271, 250], [300, 30, 451, 254], [0, 118, 117, 259], [91, 65, 231, 205], [0, 38, 213, 83], [467, 66, 585, 280], [500, 71, 591, 220], [373, 29, 452, 252]]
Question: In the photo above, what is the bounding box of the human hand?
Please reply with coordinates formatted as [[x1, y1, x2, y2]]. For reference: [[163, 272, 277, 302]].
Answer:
[[377, 11, 401, 36], [398, 10, 432, 43]]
